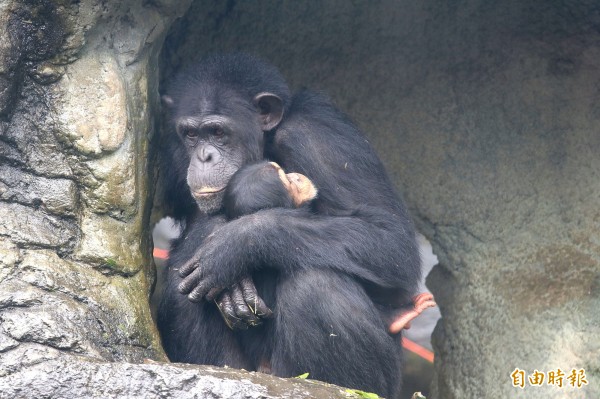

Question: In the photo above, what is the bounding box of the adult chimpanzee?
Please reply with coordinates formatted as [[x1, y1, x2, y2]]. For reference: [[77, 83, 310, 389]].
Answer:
[[157, 53, 423, 398]]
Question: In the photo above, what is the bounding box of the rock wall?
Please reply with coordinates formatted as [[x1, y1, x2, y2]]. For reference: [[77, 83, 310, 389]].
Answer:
[[0, 0, 175, 365], [0, 0, 185, 376], [163, 1, 599, 398]]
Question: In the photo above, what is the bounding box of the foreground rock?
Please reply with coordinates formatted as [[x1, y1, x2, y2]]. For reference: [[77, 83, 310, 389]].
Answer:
[[0, 356, 351, 399]]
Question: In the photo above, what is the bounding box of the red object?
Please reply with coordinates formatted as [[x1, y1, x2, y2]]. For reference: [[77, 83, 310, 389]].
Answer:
[[153, 247, 169, 259], [402, 338, 434, 363]]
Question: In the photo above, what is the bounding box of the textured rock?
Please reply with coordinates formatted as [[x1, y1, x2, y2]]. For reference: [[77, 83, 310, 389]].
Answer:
[[2, 100, 73, 178], [0, 202, 78, 249], [0, 0, 177, 394], [54, 55, 128, 156], [0, 165, 77, 216], [74, 210, 144, 274], [0, 357, 351, 399]]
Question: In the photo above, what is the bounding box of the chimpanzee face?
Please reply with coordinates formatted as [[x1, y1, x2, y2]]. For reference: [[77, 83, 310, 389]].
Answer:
[[163, 85, 284, 214]]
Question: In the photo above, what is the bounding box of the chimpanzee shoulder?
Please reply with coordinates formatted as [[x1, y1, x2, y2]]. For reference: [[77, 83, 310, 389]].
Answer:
[[266, 89, 405, 214]]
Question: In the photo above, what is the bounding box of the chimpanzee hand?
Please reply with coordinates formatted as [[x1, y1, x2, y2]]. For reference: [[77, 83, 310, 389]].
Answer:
[[388, 292, 436, 334], [177, 217, 262, 302], [214, 277, 273, 330], [177, 245, 225, 302]]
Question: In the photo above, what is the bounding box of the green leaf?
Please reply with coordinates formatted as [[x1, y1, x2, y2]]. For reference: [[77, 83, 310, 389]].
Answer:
[[104, 258, 117, 267], [295, 372, 309, 379], [344, 388, 380, 398]]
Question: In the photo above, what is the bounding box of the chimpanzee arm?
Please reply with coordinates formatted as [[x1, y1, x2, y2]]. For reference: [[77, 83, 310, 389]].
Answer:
[[178, 206, 421, 302], [163, 212, 272, 329]]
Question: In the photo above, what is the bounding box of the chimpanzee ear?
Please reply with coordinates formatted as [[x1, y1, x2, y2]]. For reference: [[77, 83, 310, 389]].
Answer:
[[253, 92, 284, 131], [161, 95, 175, 109]]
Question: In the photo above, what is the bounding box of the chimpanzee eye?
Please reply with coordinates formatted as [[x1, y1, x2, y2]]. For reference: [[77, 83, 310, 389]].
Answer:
[[184, 129, 198, 138], [213, 128, 225, 137]]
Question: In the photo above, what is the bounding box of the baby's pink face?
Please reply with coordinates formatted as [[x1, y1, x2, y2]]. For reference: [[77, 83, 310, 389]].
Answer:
[[269, 162, 318, 207]]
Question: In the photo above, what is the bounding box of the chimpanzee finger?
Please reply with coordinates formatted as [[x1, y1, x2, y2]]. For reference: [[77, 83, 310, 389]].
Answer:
[[230, 284, 262, 327], [240, 278, 273, 318], [206, 287, 224, 301], [215, 292, 248, 330], [177, 267, 203, 294], [388, 292, 437, 334], [187, 280, 212, 302], [178, 253, 202, 278]]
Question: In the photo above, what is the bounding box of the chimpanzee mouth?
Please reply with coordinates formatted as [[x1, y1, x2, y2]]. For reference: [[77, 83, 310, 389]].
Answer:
[[192, 187, 225, 199]]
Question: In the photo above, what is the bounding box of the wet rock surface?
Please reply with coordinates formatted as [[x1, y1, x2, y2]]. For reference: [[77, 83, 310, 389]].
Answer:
[[0, 203, 78, 250], [0, 164, 78, 216], [0, 0, 168, 368], [0, 357, 352, 399]]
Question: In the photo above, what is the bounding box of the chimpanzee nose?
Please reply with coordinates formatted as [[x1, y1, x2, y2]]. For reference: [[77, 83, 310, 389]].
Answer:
[[197, 145, 219, 163], [288, 174, 300, 184], [199, 148, 212, 162]]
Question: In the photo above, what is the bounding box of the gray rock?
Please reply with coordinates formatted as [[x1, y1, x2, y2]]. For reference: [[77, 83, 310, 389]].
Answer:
[[0, 356, 351, 399], [0, 332, 18, 353], [0, 165, 77, 216], [0, 202, 78, 250]]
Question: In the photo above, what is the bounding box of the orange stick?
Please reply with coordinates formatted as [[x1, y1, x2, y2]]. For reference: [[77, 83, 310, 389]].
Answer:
[[402, 338, 434, 363]]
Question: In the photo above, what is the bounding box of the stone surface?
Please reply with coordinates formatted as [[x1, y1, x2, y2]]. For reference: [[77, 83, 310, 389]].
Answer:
[[0, 357, 352, 399], [0, 164, 77, 216], [54, 55, 128, 156], [0, 202, 78, 250], [0, 0, 181, 395]]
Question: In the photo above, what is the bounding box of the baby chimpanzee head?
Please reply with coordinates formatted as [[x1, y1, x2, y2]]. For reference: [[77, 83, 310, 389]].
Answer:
[[224, 161, 317, 219]]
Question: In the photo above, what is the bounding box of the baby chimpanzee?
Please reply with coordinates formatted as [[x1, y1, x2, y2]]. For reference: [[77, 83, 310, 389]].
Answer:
[[223, 161, 317, 220], [214, 160, 318, 372]]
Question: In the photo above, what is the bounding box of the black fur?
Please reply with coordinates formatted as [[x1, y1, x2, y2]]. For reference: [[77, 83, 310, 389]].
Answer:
[[222, 161, 303, 375], [223, 161, 295, 220], [157, 53, 420, 399]]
